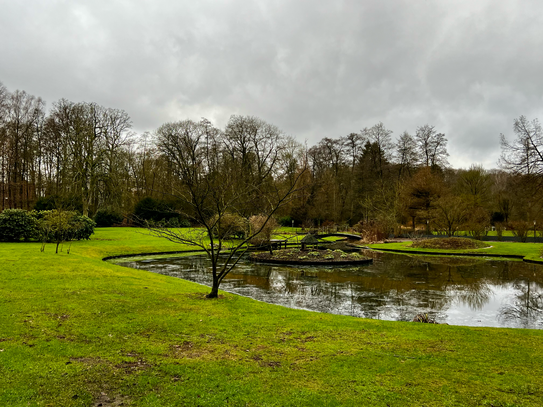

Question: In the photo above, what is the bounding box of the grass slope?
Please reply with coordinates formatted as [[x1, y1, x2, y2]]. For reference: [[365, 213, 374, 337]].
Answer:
[[0, 228, 542, 406], [369, 240, 543, 263]]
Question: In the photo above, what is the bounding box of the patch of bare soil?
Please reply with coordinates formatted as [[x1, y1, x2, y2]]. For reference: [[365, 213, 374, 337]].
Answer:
[[94, 393, 130, 407], [411, 237, 490, 250]]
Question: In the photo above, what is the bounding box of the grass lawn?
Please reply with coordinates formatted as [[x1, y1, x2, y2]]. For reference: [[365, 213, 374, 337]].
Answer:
[[368, 240, 543, 263], [1, 228, 543, 406]]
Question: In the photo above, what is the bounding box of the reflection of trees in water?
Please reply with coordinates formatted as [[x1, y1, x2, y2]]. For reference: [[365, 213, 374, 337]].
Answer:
[[498, 281, 543, 328], [127, 253, 543, 327], [454, 281, 493, 311]]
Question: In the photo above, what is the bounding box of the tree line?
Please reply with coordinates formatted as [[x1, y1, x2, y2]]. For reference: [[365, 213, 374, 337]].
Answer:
[[1, 81, 542, 237]]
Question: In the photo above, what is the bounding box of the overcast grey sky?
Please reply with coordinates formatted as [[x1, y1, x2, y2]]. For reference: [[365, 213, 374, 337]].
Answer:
[[2, 0, 543, 168]]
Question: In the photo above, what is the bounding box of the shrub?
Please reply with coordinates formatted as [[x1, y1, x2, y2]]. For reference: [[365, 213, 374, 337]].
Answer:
[[33, 195, 83, 213], [278, 216, 293, 227], [164, 217, 190, 228], [249, 215, 278, 245], [465, 207, 490, 240], [509, 221, 531, 243], [71, 214, 96, 240], [210, 213, 248, 239], [354, 219, 389, 242], [0, 209, 40, 241], [94, 208, 124, 227], [134, 197, 183, 223], [33, 196, 58, 211], [38, 210, 95, 252], [39, 210, 74, 253]]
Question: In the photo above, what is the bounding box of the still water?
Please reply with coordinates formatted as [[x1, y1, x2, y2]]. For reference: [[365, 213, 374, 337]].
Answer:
[[120, 252, 543, 329]]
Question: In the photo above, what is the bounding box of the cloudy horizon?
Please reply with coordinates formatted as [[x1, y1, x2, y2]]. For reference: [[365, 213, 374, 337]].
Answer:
[[2, 0, 543, 169]]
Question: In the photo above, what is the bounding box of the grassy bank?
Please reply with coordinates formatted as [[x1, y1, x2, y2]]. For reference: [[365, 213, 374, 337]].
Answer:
[[1, 228, 543, 406], [368, 240, 543, 263]]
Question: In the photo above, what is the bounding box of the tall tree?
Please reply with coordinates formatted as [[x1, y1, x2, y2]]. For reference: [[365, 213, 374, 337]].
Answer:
[[47, 100, 132, 216], [500, 115, 543, 177], [360, 122, 394, 179], [395, 131, 419, 178], [0, 89, 44, 209], [415, 124, 449, 168]]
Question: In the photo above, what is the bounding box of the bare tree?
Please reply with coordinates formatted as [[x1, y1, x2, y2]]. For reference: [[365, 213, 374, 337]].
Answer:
[[457, 164, 491, 208], [500, 115, 543, 176], [395, 131, 419, 177], [342, 133, 363, 171], [0, 89, 45, 209], [361, 122, 394, 179], [151, 117, 306, 298], [431, 195, 469, 237], [48, 100, 132, 216], [415, 124, 449, 168]]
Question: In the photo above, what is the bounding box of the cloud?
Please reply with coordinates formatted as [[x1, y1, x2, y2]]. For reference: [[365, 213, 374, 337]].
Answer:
[[1, 0, 543, 168]]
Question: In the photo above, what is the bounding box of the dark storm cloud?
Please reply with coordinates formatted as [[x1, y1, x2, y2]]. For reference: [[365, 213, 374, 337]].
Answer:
[[1, 0, 543, 168]]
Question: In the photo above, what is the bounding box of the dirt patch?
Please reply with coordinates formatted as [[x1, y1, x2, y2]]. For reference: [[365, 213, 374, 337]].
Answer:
[[410, 237, 490, 250], [115, 358, 151, 373], [260, 361, 282, 368], [94, 392, 130, 406]]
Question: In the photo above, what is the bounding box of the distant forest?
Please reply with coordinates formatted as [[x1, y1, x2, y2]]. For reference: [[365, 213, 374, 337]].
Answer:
[[1, 81, 542, 236]]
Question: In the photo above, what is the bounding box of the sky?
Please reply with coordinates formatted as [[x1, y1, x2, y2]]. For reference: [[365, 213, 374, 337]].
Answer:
[[2, 0, 543, 169]]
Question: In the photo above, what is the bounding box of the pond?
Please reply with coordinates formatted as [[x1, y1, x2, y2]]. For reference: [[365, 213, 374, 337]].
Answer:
[[118, 251, 543, 329]]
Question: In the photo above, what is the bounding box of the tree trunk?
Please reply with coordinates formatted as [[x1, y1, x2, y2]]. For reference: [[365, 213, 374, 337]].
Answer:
[[206, 279, 219, 298]]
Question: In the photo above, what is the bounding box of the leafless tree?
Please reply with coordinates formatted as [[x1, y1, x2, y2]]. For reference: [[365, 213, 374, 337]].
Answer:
[[361, 122, 394, 179], [395, 131, 419, 178], [47, 100, 132, 216], [415, 124, 449, 168], [431, 195, 469, 237], [151, 117, 306, 298], [500, 115, 543, 177]]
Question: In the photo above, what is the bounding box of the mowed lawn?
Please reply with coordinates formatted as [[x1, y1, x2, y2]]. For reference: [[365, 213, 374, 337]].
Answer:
[[1, 228, 543, 406], [369, 240, 543, 263]]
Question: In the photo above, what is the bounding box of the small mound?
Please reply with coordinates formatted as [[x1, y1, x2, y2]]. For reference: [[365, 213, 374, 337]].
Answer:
[[250, 248, 371, 265], [411, 237, 489, 250]]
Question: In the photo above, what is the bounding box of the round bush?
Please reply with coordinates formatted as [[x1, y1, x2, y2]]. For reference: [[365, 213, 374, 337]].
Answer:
[[71, 214, 96, 240], [94, 209, 123, 227], [0, 209, 39, 241]]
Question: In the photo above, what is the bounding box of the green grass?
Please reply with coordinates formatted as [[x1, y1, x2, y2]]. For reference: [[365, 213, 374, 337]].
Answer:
[[369, 239, 543, 263], [1, 228, 543, 406]]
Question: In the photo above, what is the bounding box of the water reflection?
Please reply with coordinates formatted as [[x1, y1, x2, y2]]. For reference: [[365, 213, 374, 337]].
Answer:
[[498, 281, 543, 329], [120, 252, 543, 329]]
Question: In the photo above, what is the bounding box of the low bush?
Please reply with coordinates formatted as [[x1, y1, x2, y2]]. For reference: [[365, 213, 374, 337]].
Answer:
[[278, 216, 293, 227], [354, 219, 390, 242], [133, 197, 183, 224], [509, 221, 531, 243], [210, 213, 248, 239], [72, 214, 96, 240], [38, 210, 95, 253], [163, 217, 190, 228], [94, 208, 124, 227], [249, 215, 278, 246], [0, 209, 40, 241]]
